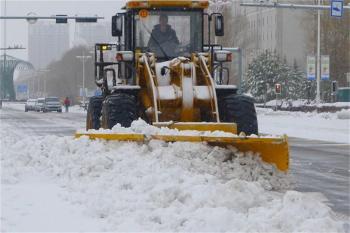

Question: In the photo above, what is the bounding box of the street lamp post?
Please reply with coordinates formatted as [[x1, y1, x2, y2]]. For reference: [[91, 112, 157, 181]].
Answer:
[[76, 50, 91, 110], [316, 0, 321, 104], [37, 69, 50, 97], [1, 0, 7, 99]]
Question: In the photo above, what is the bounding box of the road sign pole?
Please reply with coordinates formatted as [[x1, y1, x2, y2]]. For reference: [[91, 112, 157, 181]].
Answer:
[[316, 0, 321, 104], [82, 50, 85, 109]]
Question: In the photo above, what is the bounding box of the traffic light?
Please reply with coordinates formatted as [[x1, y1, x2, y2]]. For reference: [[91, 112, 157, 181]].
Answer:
[[75, 17, 98, 23], [332, 81, 337, 93], [56, 15, 67, 24], [275, 83, 282, 94]]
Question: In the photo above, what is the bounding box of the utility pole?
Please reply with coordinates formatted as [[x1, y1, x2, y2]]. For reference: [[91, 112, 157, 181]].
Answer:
[[37, 69, 50, 97], [1, 0, 7, 99], [316, 0, 321, 103], [76, 50, 91, 109]]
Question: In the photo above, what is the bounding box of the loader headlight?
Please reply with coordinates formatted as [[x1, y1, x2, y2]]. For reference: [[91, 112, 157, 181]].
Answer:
[[214, 50, 232, 62], [100, 44, 112, 51], [116, 51, 134, 62]]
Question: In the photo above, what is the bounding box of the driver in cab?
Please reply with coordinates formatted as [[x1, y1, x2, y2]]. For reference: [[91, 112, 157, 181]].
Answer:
[[147, 14, 179, 58]]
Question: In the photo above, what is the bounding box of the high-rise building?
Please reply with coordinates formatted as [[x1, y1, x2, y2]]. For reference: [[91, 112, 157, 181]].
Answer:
[[73, 22, 114, 47], [243, 6, 307, 71], [28, 21, 69, 70]]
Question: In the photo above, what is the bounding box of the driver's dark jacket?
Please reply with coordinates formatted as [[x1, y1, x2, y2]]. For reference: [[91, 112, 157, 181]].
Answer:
[[147, 24, 179, 50]]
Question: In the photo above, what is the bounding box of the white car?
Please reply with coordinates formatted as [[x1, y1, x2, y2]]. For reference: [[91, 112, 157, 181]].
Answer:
[[42, 97, 62, 112], [34, 98, 45, 112], [25, 99, 36, 112]]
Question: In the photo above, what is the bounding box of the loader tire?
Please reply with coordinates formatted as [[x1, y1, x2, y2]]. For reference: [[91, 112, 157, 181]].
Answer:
[[86, 96, 104, 130], [101, 93, 138, 129], [219, 94, 258, 135]]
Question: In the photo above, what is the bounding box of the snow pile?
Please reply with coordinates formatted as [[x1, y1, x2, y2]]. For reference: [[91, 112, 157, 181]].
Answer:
[[1, 130, 347, 231], [81, 119, 264, 138], [80, 119, 237, 137], [69, 105, 87, 113], [123, 119, 238, 137], [257, 107, 340, 120], [1, 102, 26, 111], [263, 99, 350, 108], [264, 99, 309, 108], [337, 109, 350, 120]]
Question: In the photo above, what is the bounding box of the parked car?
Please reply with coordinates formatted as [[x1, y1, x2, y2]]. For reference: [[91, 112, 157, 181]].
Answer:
[[34, 98, 45, 112], [42, 97, 62, 112], [25, 99, 37, 112]]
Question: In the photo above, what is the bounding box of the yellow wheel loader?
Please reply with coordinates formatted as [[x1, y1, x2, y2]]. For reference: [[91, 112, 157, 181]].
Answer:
[[76, 0, 289, 172]]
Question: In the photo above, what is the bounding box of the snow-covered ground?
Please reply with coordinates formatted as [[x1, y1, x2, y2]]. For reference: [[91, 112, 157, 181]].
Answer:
[[69, 105, 87, 113], [1, 103, 349, 232], [257, 108, 350, 143]]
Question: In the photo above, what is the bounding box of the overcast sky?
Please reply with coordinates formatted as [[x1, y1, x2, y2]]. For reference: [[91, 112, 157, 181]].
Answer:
[[0, 0, 126, 60]]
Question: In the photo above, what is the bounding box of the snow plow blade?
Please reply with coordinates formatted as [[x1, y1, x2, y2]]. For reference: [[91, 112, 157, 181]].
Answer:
[[75, 131, 289, 172]]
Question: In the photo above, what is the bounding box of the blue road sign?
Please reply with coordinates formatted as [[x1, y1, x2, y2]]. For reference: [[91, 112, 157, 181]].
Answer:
[[17, 84, 28, 93], [331, 0, 343, 17]]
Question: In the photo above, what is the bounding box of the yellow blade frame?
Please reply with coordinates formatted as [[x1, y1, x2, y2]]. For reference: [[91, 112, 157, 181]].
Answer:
[[152, 122, 237, 134]]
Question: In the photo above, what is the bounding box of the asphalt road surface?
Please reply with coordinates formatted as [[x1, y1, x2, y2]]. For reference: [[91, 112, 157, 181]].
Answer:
[[1, 103, 349, 217]]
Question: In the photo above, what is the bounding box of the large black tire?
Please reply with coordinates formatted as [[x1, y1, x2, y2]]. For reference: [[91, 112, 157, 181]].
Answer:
[[86, 96, 104, 130], [219, 94, 258, 135], [101, 93, 138, 129]]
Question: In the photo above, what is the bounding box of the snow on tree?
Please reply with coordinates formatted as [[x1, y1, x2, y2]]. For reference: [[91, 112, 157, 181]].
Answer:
[[244, 50, 308, 102]]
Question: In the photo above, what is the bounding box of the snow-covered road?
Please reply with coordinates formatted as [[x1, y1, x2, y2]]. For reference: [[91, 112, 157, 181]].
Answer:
[[1, 102, 349, 232], [257, 108, 350, 143]]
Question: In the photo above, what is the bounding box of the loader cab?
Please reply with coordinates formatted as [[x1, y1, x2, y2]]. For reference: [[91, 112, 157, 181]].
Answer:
[[95, 0, 226, 92], [112, 0, 225, 57], [109, 2, 224, 80], [113, 8, 205, 59], [134, 10, 203, 59]]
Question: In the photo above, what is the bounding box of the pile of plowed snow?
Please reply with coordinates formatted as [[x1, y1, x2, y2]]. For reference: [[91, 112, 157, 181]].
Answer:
[[2, 124, 348, 232], [79, 119, 268, 138]]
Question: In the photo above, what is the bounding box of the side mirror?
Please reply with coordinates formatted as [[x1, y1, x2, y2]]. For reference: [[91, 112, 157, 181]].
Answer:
[[112, 14, 123, 37], [215, 15, 224, 37]]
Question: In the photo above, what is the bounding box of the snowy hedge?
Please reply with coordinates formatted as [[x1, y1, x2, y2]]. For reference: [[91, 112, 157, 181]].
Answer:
[[244, 50, 313, 102]]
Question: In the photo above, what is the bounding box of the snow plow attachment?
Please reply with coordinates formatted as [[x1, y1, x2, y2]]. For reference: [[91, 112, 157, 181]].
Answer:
[[75, 123, 289, 172]]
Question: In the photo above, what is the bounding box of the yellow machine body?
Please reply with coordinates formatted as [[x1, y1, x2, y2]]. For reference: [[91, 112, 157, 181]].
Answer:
[[79, 0, 290, 172]]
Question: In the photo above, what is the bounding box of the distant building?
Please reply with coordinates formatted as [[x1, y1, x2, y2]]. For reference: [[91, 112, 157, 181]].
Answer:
[[236, 0, 312, 78], [28, 21, 69, 70], [243, 6, 308, 71], [73, 22, 114, 47]]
